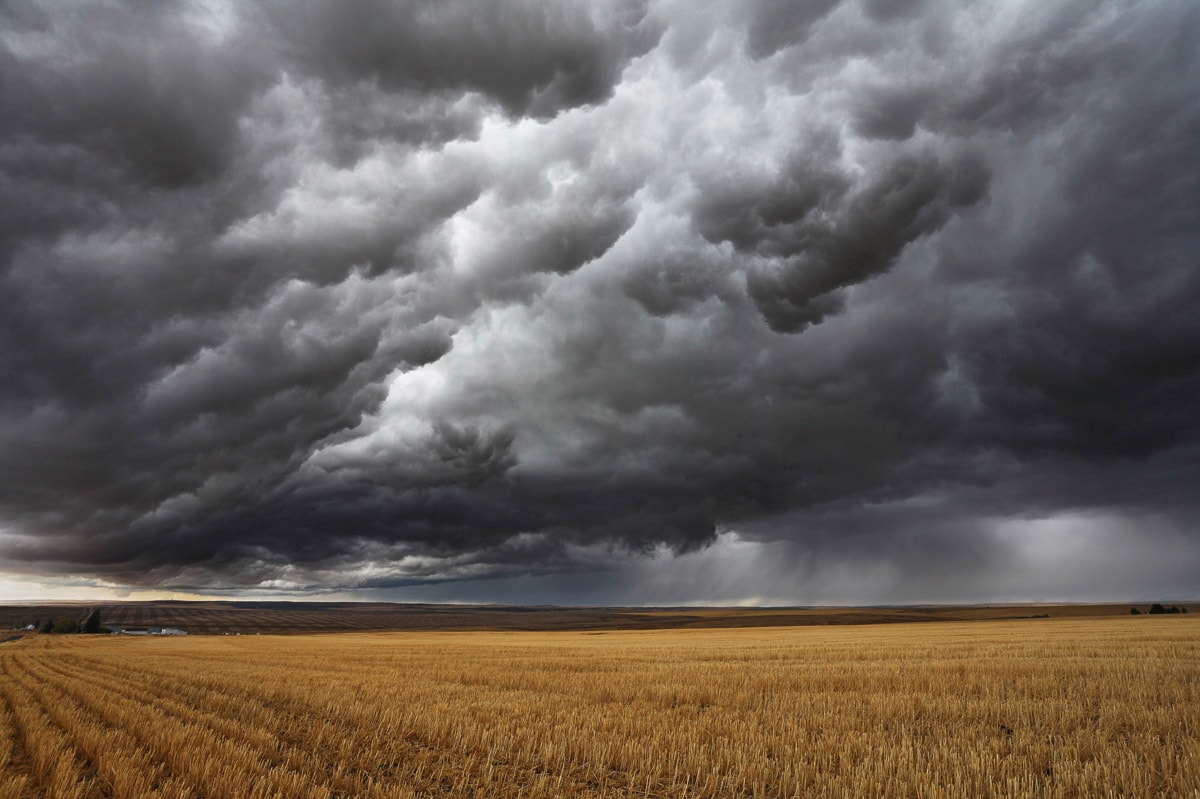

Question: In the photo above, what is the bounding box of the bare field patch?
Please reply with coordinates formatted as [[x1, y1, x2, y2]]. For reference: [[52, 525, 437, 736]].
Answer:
[[1, 618, 1197, 798]]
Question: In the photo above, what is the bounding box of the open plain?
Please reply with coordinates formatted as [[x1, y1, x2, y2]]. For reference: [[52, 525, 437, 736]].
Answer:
[[1, 615, 1198, 798], [0, 601, 1166, 635]]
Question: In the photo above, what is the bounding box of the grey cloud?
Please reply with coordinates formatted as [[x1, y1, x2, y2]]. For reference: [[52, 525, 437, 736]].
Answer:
[[0, 0, 1198, 602], [267, 0, 662, 118], [620, 245, 739, 317], [0, 4, 267, 199], [431, 422, 518, 488], [859, 0, 926, 24], [852, 85, 932, 140], [744, 0, 840, 59], [742, 147, 990, 331], [936, 5, 1200, 463]]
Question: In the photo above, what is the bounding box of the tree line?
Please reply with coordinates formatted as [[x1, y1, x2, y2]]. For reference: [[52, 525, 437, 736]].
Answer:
[[27, 608, 107, 634], [1129, 604, 1189, 615]]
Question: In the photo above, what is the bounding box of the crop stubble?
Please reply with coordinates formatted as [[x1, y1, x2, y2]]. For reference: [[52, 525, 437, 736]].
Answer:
[[0, 617, 1197, 798]]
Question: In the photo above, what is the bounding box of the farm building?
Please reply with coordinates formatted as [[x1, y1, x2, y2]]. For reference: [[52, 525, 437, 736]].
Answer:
[[110, 626, 188, 636]]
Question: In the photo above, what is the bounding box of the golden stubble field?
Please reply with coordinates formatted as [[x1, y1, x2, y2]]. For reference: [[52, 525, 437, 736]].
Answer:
[[0, 617, 1197, 798]]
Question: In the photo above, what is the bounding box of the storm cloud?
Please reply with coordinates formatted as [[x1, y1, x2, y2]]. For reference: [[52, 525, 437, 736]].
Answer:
[[1, 0, 1198, 601]]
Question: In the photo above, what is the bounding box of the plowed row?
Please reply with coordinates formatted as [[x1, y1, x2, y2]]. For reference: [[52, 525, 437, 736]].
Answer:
[[1, 618, 1198, 798]]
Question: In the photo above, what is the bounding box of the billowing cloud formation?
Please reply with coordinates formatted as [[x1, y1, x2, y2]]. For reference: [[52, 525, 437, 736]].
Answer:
[[1, 0, 1198, 600]]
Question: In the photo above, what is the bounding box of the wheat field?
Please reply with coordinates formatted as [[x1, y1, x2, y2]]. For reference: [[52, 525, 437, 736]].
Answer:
[[0, 617, 1197, 798]]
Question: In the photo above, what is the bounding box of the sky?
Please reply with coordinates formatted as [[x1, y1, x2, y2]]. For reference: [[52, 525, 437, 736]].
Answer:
[[1, 0, 1198, 605]]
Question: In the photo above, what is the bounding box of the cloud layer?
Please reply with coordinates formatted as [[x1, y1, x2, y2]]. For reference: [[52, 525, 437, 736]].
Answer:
[[1, 0, 1198, 600]]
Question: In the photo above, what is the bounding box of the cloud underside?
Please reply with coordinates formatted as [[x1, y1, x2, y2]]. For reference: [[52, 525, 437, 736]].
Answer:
[[1, 0, 1198, 599]]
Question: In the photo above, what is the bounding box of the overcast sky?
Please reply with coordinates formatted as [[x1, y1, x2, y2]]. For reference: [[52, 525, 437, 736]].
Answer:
[[1, 0, 1198, 604]]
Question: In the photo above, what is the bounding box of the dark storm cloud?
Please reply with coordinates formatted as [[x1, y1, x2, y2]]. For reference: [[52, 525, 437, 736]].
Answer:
[[1, 0, 1198, 600], [744, 0, 841, 59], [267, 0, 662, 119], [738, 146, 991, 331]]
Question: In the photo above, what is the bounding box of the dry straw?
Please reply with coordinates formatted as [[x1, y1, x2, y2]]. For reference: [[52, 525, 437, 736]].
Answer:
[[1, 617, 1197, 797]]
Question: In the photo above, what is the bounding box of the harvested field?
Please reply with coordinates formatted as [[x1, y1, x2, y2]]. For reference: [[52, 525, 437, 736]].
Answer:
[[0, 617, 1197, 798], [0, 601, 1174, 636]]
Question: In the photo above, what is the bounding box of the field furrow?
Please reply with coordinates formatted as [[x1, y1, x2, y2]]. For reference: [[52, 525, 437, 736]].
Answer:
[[9, 654, 328, 799], [40, 648, 652, 798], [0, 658, 33, 799], [1, 619, 1197, 798], [31, 654, 389, 798], [6, 654, 198, 799], [0, 655, 102, 799], [40, 629, 1200, 798]]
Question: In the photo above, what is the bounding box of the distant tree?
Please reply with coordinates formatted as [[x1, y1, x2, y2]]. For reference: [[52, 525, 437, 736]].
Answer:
[[83, 608, 102, 634], [52, 619, 79, 634], [1149, 603, 1167, 615], [1130, 608, 1140, 615], [39, 619, 53, 634]]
